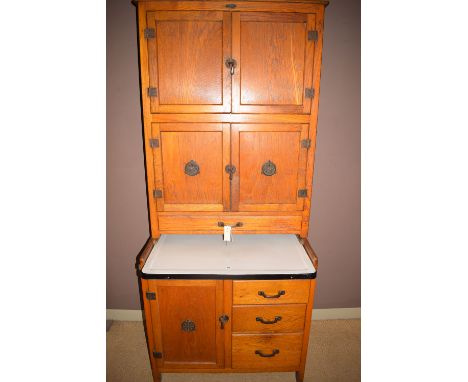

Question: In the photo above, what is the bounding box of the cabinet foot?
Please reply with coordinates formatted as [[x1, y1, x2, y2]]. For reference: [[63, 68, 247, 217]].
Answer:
[[152, 371, 161, 382], [296, 370, 304, 382]]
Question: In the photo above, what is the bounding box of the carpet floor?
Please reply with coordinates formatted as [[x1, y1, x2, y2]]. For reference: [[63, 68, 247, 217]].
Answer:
[[107, 319, 360, 382]]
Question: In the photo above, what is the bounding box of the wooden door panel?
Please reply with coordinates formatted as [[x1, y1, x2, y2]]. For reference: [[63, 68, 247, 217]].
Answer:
[[231, 124, 309, 211], [152, 123, 230, 211], [148, 280, 224, 369], [232, 12, 317, 114], [147, 11, 231, 113]]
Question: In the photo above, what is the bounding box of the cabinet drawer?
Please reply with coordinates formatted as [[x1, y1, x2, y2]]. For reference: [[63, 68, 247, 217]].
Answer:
[[232, 333, 303, 369], [232, 304, 306, 333], [233, 280, 310, 305], [158, 215, 302, 233]]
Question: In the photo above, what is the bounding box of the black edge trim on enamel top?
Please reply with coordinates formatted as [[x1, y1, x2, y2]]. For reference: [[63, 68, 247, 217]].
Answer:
[[139, 271, 316, 280]]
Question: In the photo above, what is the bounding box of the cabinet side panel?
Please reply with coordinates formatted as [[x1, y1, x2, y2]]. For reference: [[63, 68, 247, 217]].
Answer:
[[296, 279, 316, 381], [302, 7, 325, 237]]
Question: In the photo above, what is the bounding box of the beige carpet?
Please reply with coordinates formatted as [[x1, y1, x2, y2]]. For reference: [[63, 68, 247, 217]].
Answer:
[[107, 319, 360, 382]]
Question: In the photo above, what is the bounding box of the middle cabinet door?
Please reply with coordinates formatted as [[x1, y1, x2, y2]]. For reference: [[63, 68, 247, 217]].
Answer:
[[231, 124, 310, 212], [146, 11, 231, 113], [152, 123, 231, 212]]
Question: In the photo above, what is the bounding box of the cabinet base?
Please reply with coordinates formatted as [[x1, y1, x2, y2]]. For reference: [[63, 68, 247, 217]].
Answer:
[[151, 370, 305, 382]]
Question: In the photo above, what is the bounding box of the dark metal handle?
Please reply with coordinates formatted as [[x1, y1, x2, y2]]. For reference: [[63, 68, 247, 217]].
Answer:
[[184, 160, 200, 176], [225, 3, 237, 8], [261, 160, 276, 176], [218, 222, 243, 228], [256, 316, 282, 325], [255, 349, 280, 358], [225, 58, 237, 75], [225, 164, 236, 180], [258, 290, 285, 299], [219, 314, 229, 329]]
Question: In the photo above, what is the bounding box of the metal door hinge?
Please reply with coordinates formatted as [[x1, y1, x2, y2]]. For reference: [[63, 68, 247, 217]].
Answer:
[[149, 138, 159, 148], [146, 291, 156, 300], [305, 88, 315, 99], [298, 189, 308, 198], [301, 139, 312, 149], [153, 189, 162, 198], [152, 350, 163, 358], [308, 30, 318, 41], [144, 28, 155, 39], [147, 87, 158, 97]]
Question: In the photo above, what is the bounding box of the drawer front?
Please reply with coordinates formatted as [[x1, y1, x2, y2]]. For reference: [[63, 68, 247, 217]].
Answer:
[[233, 280, 310, 305], [232, 333, 303, 369], [232, 304, 306, 333], [158, 215, 302, 233]]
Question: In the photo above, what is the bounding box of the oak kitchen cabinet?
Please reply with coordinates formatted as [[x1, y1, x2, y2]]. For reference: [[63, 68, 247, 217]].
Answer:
[[133, 1, 328, 381]]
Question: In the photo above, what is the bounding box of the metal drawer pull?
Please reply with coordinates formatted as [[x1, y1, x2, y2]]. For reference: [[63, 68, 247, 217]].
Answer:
[[255, 349, 280, 358], [184, 160, 200, 176], [218, 222, 243, 228], [258, 290, 285, 299], [256, 316, 282, 324]]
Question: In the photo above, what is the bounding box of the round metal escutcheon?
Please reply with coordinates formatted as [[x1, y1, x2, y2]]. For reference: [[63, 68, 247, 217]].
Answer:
[[181, 320, 196, 332], [184, 160, 200, 176], [261, 160, 277, 176]]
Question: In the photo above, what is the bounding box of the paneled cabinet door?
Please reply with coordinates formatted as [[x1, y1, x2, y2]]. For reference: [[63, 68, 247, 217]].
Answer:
[[232, 12, 317, 114], [148, 280, 225, 369], [231, 124, 309, 212], [146, 11, 231, 113], [151, 123, 230, 212]]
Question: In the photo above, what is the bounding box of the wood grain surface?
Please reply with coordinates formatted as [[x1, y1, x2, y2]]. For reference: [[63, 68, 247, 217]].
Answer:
[[151, 123, 229, 211], [232, 333, 303, 369], [230, 124, 308, 211], [233, 280, 310, 305], [232, 12, 316, 114], [148, 280, 225, 369], [146, 11, 230, 113], [232, 304, 306, 333], [157, 214, 302, 233]]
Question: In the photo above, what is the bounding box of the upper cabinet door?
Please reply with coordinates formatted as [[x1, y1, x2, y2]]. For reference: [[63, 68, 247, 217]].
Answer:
[[232, 12, 317, 114], [151, 123, 230, 212], [146, 11, 231, 113], [231, 124, 309, 212]]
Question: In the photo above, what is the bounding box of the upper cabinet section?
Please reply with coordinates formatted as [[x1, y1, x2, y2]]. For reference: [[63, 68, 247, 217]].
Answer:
[[232, 12, 316, 114], [146, 11, 231, 113], [139, 3, 323, 114]]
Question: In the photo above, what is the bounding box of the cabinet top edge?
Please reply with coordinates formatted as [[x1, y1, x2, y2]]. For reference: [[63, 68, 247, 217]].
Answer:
[[132, 0, 329, 7]]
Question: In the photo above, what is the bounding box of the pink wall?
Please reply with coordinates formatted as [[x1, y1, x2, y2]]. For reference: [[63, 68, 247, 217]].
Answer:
[[107, 0, 361, 309]]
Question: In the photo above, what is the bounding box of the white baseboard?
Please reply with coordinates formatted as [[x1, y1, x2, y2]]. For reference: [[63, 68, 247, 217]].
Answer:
[[106, 307, 360, 322], [107, 309, 144, 321], [312, 308, 360, 320]]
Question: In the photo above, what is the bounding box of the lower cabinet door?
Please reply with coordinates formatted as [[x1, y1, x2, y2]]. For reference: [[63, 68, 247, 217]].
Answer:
[[232, 333, 303, 370], [148, 280, 225, 369]]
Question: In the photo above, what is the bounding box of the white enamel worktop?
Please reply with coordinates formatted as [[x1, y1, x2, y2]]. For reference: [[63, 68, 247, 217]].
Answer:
[[141, 234, 315, 276]]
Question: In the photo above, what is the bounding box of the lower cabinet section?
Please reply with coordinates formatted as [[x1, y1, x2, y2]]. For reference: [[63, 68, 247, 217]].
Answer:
[[232, 333, 303, 369], [142, 278, 316, 381]]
